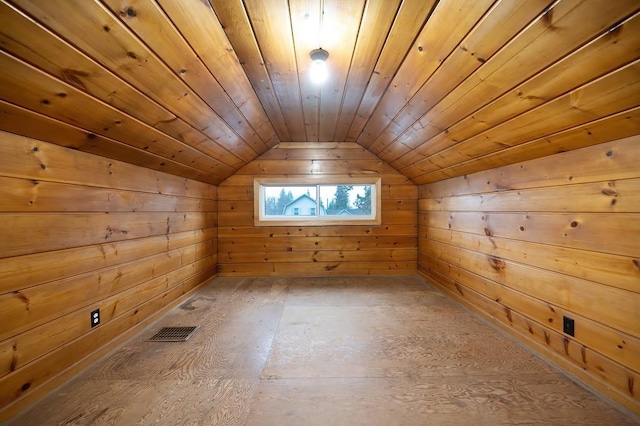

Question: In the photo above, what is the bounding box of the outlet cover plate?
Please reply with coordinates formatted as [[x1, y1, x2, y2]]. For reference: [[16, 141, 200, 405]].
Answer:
[[91, 308, 100, 328], [563, 316, 574, 337]]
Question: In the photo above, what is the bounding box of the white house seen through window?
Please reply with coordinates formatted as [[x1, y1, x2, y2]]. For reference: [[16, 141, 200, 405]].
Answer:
[[254, 177, 381, 226]]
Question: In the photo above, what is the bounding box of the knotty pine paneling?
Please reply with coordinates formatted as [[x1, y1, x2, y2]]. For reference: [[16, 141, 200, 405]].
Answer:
[[418, 136, 640, 415], [1, 1, 638, 186], [218, 143, 417, 277], [0, 131, 217, 418], [387, 1, 640, 181]]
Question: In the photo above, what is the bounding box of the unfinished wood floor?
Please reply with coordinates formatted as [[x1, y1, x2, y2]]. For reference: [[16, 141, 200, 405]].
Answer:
[[8, 276, 637, 425]]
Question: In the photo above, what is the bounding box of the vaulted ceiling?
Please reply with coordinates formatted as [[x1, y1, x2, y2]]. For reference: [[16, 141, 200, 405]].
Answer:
[[0, 0, 639, 185]]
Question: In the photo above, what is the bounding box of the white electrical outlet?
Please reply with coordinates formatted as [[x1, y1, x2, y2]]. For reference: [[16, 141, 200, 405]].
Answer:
[[91, 309, 100, 327]]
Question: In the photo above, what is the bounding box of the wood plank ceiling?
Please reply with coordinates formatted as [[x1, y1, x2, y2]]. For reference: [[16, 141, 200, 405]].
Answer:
[[0, 0, 638, 186]]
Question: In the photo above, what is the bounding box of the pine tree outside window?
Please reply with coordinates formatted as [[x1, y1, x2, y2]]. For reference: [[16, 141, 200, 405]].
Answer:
[[254, 177, 381, 226]]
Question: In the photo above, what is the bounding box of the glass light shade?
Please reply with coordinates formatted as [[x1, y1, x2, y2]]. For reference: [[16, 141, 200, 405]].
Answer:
[[309, 48, 329, 84], [310, 59, 328, 84]]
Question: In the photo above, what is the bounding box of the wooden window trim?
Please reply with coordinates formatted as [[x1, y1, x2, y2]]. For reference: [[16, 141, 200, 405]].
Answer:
[[254, 177, 382, 226]]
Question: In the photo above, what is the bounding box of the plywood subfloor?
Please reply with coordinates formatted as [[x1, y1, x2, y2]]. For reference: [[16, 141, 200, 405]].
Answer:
[[8, 276, 636, 425]]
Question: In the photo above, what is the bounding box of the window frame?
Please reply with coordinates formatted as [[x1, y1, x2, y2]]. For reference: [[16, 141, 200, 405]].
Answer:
[[253, 176, 382, 227]]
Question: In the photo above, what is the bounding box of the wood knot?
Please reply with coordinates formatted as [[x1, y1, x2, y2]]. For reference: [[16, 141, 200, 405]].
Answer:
[[483, 227, 493, 237], [570, 221, 579, 228], [454, 283, 464, 296], [488, 256, 506, 272], [15, 291, 29, 304], [61, 69, 90, 90]]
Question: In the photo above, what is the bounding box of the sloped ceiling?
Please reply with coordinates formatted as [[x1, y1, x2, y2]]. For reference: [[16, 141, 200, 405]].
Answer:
[[0, 0, 639, 186]]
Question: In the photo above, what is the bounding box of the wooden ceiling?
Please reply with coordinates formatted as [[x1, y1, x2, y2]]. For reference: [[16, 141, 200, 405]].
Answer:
[[0, 0, 639, 186]]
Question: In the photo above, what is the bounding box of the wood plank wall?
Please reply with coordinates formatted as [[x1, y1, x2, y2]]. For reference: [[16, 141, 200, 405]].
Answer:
[[0, 131, 218, 418], [218, 143, 417, 276], [417, 135, 640, 415]]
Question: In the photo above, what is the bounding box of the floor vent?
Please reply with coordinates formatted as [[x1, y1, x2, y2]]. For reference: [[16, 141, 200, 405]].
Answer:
[[149, 326, 199, 342]]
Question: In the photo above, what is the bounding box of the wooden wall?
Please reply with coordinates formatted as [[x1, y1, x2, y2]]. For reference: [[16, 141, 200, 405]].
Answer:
[[218, 143, 417, 276], [418, 135, 640, 414], [0, 131, 218, 418]]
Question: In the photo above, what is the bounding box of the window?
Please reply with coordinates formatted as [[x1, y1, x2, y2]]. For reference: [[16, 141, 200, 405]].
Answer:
[[254, 177, 381, 226]]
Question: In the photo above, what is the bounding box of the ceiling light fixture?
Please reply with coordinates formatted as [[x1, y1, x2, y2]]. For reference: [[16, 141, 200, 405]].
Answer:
[[310, 48, 329, 84]]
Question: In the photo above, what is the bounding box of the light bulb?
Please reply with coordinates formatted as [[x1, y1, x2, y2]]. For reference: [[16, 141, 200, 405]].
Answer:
[[309, 48, 329, 85], [310, 59, 328, 84]]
